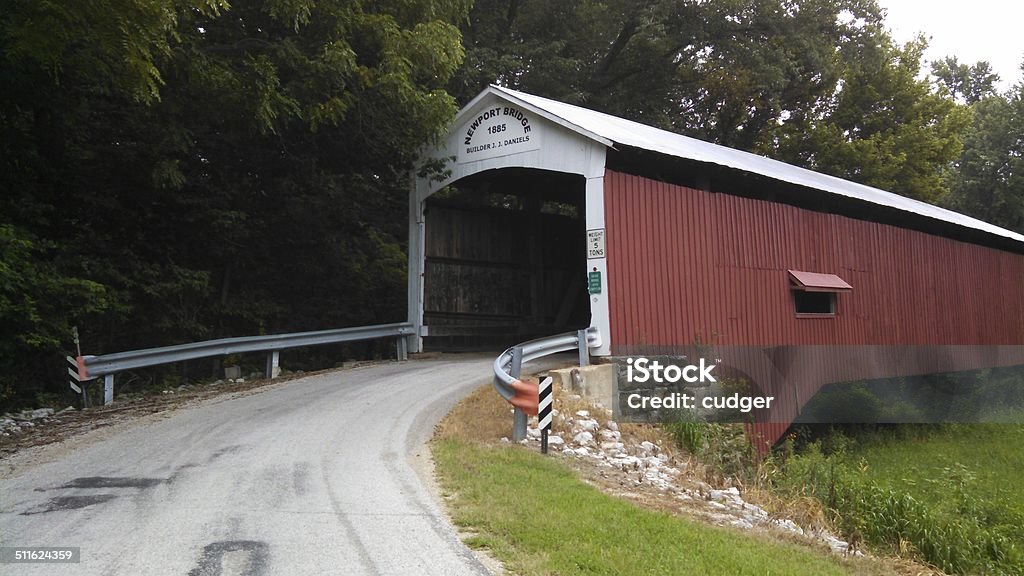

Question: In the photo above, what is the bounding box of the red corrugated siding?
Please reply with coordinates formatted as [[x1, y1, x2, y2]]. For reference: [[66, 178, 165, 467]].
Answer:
[[605, 170, 1024, 348], [604, 170, 1024, 449]]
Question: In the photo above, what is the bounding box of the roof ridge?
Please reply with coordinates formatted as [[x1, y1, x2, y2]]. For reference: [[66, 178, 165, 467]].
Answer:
[[488, 85, 1024, 246]]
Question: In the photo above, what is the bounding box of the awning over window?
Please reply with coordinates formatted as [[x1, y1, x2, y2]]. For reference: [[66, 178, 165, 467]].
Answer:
[[788, 270, 852, 292]]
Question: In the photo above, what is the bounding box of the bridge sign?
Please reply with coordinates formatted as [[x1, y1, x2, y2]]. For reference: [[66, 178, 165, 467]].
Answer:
[[587, 229, 605, 259]]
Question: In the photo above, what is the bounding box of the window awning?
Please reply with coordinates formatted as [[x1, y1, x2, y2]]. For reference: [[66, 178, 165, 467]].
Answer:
[[788, 270, 852, 292]]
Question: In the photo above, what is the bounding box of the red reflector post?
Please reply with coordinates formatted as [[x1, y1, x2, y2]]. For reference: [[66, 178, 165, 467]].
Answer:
[[509, 379, 539, 416]]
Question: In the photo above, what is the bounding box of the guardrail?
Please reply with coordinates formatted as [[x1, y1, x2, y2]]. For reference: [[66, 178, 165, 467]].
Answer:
[[70, 322, 415, 406], [492, 327, 602, 440]]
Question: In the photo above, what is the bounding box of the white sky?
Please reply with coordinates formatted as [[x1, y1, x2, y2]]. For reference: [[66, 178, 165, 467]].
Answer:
[[876, 0, 1024, 90]]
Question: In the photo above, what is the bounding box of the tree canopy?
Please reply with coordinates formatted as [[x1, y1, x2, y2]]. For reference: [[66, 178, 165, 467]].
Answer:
[[1, 0, 468, 407], [944, 68, 1024, 233], [932, 56, 1001, 105]]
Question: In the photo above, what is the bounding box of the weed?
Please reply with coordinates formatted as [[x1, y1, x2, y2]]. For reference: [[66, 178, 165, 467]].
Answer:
[[769, 428, 1024, 575], [665, 408, 705, 454]]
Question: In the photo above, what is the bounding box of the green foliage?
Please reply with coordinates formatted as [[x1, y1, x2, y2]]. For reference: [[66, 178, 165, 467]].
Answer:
[[932, 56, 1000, 105], [666, 413, 754, 482], [799, 365, 1024, 425], [799, 384, 885, 423], [452, 0, 968, 202], [0, 0, 468, 411], [667, 409, 706, 454], [770, 426, 1024, 574], [774, 35, 969, 203], [0, 225, 108, 405], [944, 74, 1024, 233], [2, 0, 229, 103]]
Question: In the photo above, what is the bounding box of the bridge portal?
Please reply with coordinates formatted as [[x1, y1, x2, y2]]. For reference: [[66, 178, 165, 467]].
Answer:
[[422, 168, 590, 349]]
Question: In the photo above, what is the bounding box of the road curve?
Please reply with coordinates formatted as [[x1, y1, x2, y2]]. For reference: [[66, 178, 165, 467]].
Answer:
[[0, 356, 496, 575]]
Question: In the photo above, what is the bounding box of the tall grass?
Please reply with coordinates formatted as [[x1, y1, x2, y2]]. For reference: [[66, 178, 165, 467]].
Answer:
[[766, 428, 1024, 575], [664, 410, 752, 482]]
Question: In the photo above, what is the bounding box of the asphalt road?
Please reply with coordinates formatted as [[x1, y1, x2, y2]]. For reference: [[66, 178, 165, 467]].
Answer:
[[0, 356, 497, 575]]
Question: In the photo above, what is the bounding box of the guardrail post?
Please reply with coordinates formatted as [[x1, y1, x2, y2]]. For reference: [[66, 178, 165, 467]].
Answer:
[[265, 350, 280, 379], [510, 347, 527, 441], [578, 329, 590, 367], [103, 374, 114, 406], [396, 336, 408, 361]]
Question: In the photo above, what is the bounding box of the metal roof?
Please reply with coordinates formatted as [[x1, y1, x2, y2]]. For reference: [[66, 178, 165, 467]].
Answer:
[[487, 85, 1024, 246], [788, 270, 853, 292]]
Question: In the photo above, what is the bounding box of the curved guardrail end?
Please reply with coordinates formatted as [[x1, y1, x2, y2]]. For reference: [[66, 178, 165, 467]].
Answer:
[[491, 327, 602, 440]]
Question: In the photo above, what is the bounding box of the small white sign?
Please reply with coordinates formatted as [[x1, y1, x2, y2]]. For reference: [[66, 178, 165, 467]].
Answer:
[[457, 104, 540, 163], [587, 229, 605, 259]]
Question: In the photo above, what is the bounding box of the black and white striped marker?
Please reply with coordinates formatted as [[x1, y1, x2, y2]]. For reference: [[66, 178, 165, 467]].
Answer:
[[67, 356, 83, 394], [538, 376, 553, 454], [66, 355, 95, 405]]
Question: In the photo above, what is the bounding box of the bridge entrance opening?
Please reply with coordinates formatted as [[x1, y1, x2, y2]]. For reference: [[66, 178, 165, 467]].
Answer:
[[422, 168, 590, 350]]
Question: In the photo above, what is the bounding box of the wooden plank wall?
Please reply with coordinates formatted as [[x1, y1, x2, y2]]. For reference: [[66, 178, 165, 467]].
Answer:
[[424, 203, 587, 335]]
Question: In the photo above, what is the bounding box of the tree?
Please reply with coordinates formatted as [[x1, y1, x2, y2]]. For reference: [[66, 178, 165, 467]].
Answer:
[[774, 35, 969, 203], [670, 0, 882, 152], [450, 0, 702, 124], [944, 65, 1024, 233], [1, 0, 226, 406], [931, 56, 1000, 105], [452, 0, 966, 202], [451, 0, 864, 145], [0, 226, 109, 405], [0, 0, 469, 410]]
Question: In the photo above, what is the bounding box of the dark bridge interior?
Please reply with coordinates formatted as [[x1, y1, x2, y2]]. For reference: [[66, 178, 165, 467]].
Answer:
[[423, 168, 590, 350]]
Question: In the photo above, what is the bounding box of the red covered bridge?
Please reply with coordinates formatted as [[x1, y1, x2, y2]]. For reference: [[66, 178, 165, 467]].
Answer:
[[411, 86, 1024, 450]]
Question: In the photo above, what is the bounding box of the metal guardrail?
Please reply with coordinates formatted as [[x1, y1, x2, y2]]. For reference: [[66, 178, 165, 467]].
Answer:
[[492, 326, 602, 440], [71, 322, 415, 406]]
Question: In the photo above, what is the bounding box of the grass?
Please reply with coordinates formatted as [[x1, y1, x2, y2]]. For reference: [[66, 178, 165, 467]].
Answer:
[[432, 386, 894, 576], [843, 425, 1024, 519], [768, 424, 1024, 575], [434, 439, 859, 576]]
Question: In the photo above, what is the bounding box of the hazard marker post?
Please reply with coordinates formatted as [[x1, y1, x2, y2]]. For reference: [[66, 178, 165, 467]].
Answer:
[[538, 376, 553, 454]]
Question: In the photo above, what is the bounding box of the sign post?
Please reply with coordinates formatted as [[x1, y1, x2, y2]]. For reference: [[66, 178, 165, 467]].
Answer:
[[68, 327, 96, 407]]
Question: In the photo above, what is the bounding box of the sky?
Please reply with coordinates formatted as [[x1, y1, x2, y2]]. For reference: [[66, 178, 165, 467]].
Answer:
[[876, 0, 1024, 90]]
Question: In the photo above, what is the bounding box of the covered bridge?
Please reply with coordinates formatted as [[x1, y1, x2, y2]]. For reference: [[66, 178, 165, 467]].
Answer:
[[410, 86, 1024, 449]]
